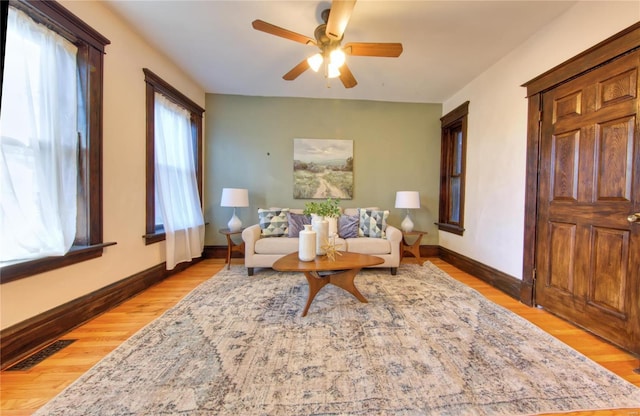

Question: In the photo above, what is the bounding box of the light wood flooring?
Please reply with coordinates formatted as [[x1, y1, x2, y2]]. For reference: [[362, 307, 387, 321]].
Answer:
[[1, 258, 639, 415]]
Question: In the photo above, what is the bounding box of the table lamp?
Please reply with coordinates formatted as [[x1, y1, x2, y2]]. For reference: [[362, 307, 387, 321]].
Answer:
[[395, 191, 420, 232], [220, 188, 249, 232]]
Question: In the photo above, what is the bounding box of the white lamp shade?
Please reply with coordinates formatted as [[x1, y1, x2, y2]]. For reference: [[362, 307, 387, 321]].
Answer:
[[220, 188, 249, 207], [307, 53, 323, 72], [330, 48, 346, 68], [395, 191, 420, 209], [327, 62, 341, 78]]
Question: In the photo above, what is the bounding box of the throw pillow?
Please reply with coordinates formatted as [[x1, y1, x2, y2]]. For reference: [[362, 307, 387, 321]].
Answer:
[[338, 214, 359, 239], [258, 208, 289, 237], [358, 208, 389, 238], [287, 212, 311, 237]]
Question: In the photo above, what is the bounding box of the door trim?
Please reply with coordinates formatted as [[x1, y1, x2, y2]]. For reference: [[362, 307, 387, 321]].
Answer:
[[520, 22, 640, 306]]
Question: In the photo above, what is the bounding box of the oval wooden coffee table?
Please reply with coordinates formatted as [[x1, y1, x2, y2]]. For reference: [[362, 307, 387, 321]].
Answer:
[[272, 251, 384, 317]]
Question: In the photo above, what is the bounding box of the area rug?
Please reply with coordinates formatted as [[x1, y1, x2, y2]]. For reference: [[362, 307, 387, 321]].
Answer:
[[34, 262, 640, 415]]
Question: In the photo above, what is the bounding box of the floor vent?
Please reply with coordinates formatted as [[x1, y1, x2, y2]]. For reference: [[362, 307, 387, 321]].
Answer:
[[6, 339, 77, 371]]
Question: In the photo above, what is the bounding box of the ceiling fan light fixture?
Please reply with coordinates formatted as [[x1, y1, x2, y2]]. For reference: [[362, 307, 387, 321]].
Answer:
[[252, 0, 403, 89], [327, 62, 341, 79], [329, 48, 346, 68], [307, 53, 323, 72]]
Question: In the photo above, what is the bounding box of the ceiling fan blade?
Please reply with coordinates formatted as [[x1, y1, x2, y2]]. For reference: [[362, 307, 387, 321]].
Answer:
[[283, 59, 310, 81], [343, 42, 403, 57], [325, 0, 356, 41], [339, 63, 357, 88], [252, 20, 316, 46]]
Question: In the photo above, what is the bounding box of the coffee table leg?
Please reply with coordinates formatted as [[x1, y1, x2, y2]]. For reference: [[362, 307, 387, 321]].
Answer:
[[328, 268, 368, 303], [301, 269, 367, 317], [302, 272, 329, 317]]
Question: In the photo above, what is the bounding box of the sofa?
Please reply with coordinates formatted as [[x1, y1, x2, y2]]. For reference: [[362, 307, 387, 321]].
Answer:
[[242, 207, 402, 276]]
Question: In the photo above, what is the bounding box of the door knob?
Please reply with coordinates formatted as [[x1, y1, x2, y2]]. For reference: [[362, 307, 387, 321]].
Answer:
[[628, 213, 640, 223]]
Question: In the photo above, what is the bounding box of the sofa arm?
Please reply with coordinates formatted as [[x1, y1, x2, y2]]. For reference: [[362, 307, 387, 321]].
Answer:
[[385, 225, 402, 245], [386, 225, 402, 260], [242, 224, 261, 256]]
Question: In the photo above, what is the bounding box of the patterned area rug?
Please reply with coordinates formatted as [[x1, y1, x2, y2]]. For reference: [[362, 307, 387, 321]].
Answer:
[[35, 262, 640, 415]]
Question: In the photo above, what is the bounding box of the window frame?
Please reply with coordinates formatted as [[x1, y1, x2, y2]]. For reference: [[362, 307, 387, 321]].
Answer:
[[437, 101, 469, 236], [0, 0, 111, 284], [143, 68, 204, 245]]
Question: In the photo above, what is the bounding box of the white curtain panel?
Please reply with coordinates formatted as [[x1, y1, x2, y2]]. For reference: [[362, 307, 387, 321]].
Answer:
[[154, 93, 205, 269], [0, 8, 78, 262]]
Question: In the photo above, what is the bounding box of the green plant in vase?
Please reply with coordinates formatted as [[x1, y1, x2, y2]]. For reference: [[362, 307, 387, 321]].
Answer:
[[303, 198, 341, 218], [304, 199, 341, 254]]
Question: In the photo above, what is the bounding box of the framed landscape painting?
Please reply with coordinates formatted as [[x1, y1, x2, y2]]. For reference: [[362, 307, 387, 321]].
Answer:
[[293, 138, 353, 199]]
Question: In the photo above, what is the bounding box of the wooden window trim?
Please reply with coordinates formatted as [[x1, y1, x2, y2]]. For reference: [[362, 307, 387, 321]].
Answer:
[[0, 0, 112, 284], [143, 68, 204, 245], [437, 101, 469, 236]]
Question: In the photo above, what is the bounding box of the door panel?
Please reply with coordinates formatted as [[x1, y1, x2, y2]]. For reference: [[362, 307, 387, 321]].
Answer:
[[596, 116, 634, 201], [590, 227, 628, 314], [551, 131, 580, 201], [535, 51, 640, 354], [548, 222, 576, 293]]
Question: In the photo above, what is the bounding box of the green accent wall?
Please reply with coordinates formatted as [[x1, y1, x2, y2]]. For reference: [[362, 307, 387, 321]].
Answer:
[[205, 94, 442, 246]]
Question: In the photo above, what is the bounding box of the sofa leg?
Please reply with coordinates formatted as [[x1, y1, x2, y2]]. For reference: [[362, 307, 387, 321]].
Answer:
[[390, 267, 397, 276], [247, 267, 254, 276]]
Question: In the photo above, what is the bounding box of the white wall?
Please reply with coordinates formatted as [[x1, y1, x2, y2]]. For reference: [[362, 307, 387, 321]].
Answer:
[[0, 0, 205, 329], [441, 1, 639, 279]]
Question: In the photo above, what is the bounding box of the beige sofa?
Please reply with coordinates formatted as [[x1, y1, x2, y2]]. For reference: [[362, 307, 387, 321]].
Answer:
[[242, 208, 402, 276]]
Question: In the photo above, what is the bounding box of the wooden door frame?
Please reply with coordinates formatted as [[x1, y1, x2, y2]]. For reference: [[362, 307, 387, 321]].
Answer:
[[520, 22, 640, 306]]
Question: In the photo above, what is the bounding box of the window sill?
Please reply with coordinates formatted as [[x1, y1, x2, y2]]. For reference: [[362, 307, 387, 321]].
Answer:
[[143, 222, 208, 245], [435, 222, 465, 236], [144, 225, 166, 245], [0, 242, 117, 284], [144, 232, 166, 245]]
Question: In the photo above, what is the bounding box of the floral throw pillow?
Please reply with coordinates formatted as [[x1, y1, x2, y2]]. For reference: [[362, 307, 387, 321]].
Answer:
[[258, 208, 289, 237], [357, 208, 389, 238]]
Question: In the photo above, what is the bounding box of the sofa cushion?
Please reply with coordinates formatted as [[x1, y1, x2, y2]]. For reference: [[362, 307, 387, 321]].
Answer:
[[345, 237, 391, 254], [258, 208, 289, 237], [338, 214, 359, 239], [255, 236, 347, 254], [287, 212, 311, 237], [358, 208, 389, 238], [255, 236, 299, 254]]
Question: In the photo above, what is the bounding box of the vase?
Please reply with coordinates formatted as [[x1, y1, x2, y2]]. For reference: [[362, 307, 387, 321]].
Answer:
[[298, 224, 316, 261], [327, 216, 338, 236], [312, 217, 329, 255]]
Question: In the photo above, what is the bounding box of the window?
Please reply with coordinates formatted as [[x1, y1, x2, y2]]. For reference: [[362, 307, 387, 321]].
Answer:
[[0, 0, 110, 283], [143, 69, 204, 245], [437, 101, 469, 235]]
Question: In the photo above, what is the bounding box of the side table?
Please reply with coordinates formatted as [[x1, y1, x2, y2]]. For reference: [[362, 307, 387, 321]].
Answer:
[[400, 230, 427, 262], [219, 228, 245, 270]]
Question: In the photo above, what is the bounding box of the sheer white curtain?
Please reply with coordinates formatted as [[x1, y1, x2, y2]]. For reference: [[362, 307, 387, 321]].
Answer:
[[0, 8, 78, 263], [154, 93, 205, 269]]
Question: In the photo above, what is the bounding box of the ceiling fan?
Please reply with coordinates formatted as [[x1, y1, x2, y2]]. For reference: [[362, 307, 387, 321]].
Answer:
[[251, 0, 403, 88]]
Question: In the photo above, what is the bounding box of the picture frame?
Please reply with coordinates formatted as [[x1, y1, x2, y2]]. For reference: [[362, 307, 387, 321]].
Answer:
[[293, 138, 353, 199]]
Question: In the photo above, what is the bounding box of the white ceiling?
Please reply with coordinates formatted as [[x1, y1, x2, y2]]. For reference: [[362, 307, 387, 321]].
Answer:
[[104, 0, 578, 103]]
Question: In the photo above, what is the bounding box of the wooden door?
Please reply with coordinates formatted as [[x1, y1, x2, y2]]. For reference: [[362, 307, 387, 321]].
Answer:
[[535, 50, 640, 354]]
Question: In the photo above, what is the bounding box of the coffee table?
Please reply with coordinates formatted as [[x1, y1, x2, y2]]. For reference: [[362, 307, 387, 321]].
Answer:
[[272, 251, 384, 316]]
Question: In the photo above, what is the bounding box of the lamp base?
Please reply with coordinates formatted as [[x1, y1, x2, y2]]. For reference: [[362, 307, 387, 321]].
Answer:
[[228, 209, 242, 232], [401, 213, 414, 233]]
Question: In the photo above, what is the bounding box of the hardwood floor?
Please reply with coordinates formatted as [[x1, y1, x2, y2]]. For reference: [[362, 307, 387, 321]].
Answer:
[[1, 258, 638, 415]]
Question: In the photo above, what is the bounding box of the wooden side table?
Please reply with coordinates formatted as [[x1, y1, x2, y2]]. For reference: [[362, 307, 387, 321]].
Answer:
[[400, 230, 427, 262], [219, 228, 245, 270]]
